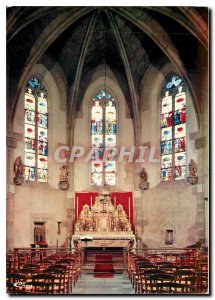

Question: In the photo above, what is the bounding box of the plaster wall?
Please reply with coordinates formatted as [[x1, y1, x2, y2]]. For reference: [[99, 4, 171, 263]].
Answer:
[[138, 63, 200, 248], [9, 63, 68, 248]]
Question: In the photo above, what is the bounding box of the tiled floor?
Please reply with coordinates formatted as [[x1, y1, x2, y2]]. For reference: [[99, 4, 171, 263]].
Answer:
[[72, 273, 135, 295]]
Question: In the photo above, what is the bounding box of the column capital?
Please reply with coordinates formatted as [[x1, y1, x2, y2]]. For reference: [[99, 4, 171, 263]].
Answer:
[[6, 136, 17, 149]]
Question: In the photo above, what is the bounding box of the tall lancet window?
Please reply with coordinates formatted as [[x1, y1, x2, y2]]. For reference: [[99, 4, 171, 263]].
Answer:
[[91, 89, 117, 186], [161, 74, 186, 181], [24, 76, 48, 182]]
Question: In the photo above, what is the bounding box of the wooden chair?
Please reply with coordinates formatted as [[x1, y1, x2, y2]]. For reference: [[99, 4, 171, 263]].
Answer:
[[44, 268, 65, 294], [134, 262, 156, 293], [155, 282, 187, 294], [6, 273, 26, 294], [174, 270, 196, 293], [29, 274, 55, 294], [139, 269, 164, 294], [148, 273, 174, 294], [49, 265, 69, 293]]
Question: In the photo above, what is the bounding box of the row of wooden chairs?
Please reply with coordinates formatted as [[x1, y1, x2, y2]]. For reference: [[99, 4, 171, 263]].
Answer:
[[7, 252, 81, 294], [128, 252, 208, 294]]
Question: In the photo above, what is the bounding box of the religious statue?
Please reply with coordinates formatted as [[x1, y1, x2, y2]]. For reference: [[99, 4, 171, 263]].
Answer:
[[187, 159, 198, 185], [14, 156, 25, 185], [138, 167, 150, 191], [58, 165, 69, 190], [188, 159, 197, 177], [114, 204, 131, 231], [59, 165, 68, 182]]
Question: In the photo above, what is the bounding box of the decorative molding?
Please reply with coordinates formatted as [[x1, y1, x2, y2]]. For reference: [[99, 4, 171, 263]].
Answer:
[[6, 136, 17, 149], [72, 234, 135, 240], [189, 131, 198, 141], [195, 137, 206, 149]]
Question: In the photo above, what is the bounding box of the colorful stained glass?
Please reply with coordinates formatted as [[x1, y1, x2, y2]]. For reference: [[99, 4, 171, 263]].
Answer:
[[25, 91, 36, 111], [37, 113, 48, 128], [38, 155, 48, 169], [24, 77, 48, 182], [38, 169, 48, 182], [38, 128, 47, 142], [165, 75, 182, 89], [161, 96, 172, 114], [25, 124, 35, 139], [91, 147, 103, 161], [92, 135, 103, 148], [105, 161, 116, 173], [25, 110, 35, 125], [91, 173, 103, 186], [161, 154, 172, 169], [174, 124, 186, 139], [92, 161, 103, 173], [105, 135, 116, 148], [174, 166, 186, 180], [25, 138, 36, 153], [175, 96, 186, 111], [105, 173, 116, 186], [25, 153, 36, 181], [161, 140, 172, 155], [161, 112, 172, 128], [161, 168, 172, 181], [105, 147, 117, 161], [161, 127, 172, 141], [161, 75, 186, 181], [175, 152, 186, 167], [38, 141, 48, 156], [91, 89, 117, 186], [174, 137, 186, 153], [38, 95, 48, 114]]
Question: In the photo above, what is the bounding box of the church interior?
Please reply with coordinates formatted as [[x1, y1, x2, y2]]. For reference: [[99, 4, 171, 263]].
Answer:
[[6, 6, 209, 294]]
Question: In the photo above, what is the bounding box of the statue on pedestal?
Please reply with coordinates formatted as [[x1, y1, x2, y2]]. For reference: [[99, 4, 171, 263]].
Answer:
[[14, 156, 25, 185], [58, 165, 69, 190], [187, 159, 198, 185], [139, 167, 150, 191]]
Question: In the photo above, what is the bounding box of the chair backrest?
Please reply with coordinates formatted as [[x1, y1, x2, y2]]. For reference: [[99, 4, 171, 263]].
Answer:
[[149, 273, 174, 283]]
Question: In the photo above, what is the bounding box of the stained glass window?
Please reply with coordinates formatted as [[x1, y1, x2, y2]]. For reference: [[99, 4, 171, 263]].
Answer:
[[24, 77, 48, 182], [91, 89, 117, 186], [161, 74, 186, 181]]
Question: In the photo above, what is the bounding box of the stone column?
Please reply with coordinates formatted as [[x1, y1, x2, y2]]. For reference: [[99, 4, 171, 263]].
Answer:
[[65, 191, 74, 248], [6, 136, 17, 249]]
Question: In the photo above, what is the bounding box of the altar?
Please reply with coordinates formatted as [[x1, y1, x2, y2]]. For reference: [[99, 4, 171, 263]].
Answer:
[[72, 189, 136, 249]]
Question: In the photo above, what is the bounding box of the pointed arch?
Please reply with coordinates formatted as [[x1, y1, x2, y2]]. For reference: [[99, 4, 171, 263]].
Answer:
[[160, 73, 186, 181], [91, 89, 117, 186], [24, 76, 48, 182]]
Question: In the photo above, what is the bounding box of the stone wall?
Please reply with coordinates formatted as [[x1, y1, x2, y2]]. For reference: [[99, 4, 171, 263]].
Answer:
[[7, 61, 208, 249], [7, 63, 68, 248]]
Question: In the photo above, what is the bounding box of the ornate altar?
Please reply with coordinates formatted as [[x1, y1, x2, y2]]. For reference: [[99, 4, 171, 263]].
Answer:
[[72, 189, 135, 248]]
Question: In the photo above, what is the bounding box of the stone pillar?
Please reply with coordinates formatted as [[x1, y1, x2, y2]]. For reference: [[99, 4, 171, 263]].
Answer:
[[195, 138, 207, 247], [133, 189, 143, 240], [6, 136, 17, 249], [65, 191, 74, 247]]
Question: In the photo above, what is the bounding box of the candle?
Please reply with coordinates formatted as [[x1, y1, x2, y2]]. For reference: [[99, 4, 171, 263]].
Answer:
[[90, 197, 92, 210], [128, 197, 131, 221], [114, 197, 116, 209]]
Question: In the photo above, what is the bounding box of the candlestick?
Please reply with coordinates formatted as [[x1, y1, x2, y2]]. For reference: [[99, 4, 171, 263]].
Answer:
[[77, 196, 78, 221], [128, 197, 131, 221]]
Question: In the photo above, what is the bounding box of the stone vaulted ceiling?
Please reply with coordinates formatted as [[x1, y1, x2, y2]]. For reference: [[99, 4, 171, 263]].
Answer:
[[7, 6, 208, 133]]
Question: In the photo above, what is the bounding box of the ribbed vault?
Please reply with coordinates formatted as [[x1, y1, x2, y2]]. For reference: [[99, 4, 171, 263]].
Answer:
[[7, 6, 208, 143]]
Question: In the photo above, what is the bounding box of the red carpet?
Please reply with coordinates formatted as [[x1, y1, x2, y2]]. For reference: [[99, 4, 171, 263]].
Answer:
[[95, 254, 113, 261], [94, 254, 114, 278]]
